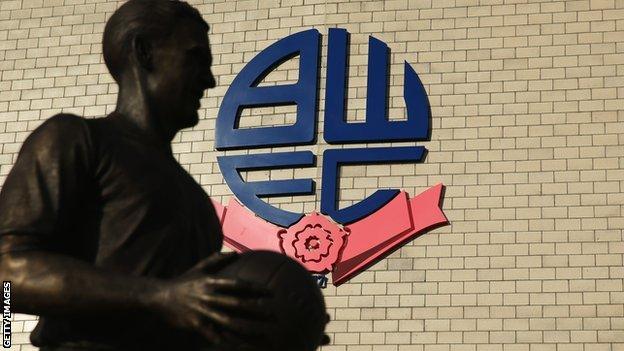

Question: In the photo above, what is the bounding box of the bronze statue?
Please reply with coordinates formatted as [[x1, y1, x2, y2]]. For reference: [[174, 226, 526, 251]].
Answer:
[[0, 1, 328, 350]]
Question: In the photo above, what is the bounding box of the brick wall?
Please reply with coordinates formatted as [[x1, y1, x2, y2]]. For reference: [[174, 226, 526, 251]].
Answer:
[[1, 0, 623, 350]]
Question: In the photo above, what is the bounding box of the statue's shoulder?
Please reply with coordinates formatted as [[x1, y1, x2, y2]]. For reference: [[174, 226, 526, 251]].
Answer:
[[38, 113, 89, 131], [23, 113, 93, 154], [31, 113, 92, 137]]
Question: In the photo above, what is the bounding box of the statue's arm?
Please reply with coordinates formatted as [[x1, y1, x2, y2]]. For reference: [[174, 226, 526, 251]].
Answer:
[[0, 248, 273, 347], [0, 249, 160, 317], [0, 115, 146, 315]]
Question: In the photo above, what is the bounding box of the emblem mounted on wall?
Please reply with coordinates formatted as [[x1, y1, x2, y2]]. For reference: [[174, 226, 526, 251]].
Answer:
[[211, 28, 448, 286]]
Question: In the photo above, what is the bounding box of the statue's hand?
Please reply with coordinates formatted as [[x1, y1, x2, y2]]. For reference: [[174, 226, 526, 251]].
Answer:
[[150, 253, 276, 348]]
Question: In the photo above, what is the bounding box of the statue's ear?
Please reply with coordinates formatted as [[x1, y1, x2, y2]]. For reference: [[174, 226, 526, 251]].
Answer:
[[132, 35, 153, 71]]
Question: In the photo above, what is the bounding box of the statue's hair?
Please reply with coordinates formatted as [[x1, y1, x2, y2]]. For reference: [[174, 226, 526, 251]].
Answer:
[[103, 0, 209, 82]]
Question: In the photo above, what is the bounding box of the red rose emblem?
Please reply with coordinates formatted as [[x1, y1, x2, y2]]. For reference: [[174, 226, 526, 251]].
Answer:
[[278, 212, 349, 273]]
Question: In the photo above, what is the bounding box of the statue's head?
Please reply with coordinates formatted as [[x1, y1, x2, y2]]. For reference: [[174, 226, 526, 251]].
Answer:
[[103, 0, 215, 130]]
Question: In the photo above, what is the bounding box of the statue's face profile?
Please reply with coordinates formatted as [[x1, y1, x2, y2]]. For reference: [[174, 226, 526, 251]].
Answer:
[[147, 20, 216, 129]]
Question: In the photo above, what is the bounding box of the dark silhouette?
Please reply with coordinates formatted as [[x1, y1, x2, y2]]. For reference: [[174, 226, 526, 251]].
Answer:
[[0, 1, 328, 350]]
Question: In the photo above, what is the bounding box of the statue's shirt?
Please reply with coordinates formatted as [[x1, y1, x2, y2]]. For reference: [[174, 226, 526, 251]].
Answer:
[[0, 113, 223, 349]]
